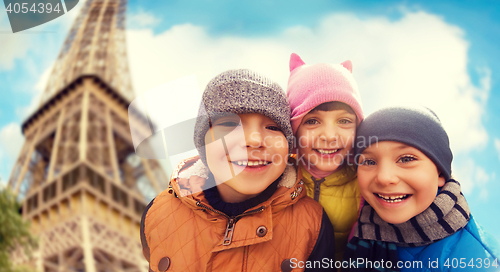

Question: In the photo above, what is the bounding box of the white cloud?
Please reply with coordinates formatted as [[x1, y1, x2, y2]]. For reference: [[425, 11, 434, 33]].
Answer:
[[16, 63, 53, 119], [475, 167, 490, 199], [452, 158, 491, 199], [495, 138, 500, 162], [127, 24, 293, 95], [127, 11, 490, 157], [128, 10, 161, 28], [0, 123, 24, 160], [0, 123, 24, 184], [0, 13, 31, 71]]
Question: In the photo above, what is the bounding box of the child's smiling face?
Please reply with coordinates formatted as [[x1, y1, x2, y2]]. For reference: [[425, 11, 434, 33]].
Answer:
[[295, 103, 356, 172], [204, 113, 288, 203], [357, 141, 446, 224]]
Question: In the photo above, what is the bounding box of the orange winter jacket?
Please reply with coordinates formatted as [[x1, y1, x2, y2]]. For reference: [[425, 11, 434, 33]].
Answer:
[[141, 157, 334, 272]]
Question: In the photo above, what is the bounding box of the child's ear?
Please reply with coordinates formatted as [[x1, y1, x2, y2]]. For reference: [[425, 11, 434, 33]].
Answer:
[[290, 53, 305, 72], [438, 172, 446, 187], [341, 60, 353, 73]]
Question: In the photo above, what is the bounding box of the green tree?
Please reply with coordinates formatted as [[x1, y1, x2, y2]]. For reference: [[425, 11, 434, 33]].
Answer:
[[0, 187, 37, 272]]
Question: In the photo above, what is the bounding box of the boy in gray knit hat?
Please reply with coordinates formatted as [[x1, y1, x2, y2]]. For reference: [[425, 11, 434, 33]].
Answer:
[[343, 106, 499, 272], [141, 69, 335, 272]]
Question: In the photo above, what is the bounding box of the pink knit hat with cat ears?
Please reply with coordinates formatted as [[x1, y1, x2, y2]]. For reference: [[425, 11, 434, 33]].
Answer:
[[287, 53, 364, 134]]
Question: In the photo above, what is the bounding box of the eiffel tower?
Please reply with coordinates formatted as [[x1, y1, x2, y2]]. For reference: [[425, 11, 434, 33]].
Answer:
[[7, 0, 169, 271]]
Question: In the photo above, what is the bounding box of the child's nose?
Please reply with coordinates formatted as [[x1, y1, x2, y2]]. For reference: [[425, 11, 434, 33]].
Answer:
[[244, 129, 264, 148], [318, 124, 338, 142], [375, 163, 399, 186]]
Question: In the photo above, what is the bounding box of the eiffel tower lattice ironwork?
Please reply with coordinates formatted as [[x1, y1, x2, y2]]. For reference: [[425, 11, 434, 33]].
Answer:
[[7, 0, 169, 271]]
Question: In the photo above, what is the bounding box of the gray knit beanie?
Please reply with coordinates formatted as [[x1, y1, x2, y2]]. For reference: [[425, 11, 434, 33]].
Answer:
[[194, 69, 293, 165], [355, 106, 453, 180]]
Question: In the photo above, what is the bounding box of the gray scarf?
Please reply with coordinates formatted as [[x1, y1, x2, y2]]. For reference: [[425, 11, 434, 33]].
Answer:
[[344, 180, 471, 272]]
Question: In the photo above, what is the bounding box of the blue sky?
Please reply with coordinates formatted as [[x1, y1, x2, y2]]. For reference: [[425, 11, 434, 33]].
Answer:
[[1, 0, 499, 243]]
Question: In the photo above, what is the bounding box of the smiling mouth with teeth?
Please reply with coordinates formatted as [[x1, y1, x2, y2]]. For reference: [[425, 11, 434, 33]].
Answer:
[[315, 149, 339, 155], [375, 193, 411, 203], [232, 161, 270, 167]]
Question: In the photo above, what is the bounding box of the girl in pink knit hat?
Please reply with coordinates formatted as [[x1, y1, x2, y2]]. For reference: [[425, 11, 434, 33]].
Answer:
[[287, 53, 364, 262]]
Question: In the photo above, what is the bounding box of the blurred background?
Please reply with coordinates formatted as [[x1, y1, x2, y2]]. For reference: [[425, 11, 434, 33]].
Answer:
[[1, 0, 499, 267]]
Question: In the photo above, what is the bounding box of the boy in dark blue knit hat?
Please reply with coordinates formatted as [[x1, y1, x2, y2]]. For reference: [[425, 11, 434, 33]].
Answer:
[[343, 106, 499, 271]]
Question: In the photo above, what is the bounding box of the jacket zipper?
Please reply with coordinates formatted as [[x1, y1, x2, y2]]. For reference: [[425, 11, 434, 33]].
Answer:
[[196, 201, 265, 245], [312, 177, 325, 202], [224, 218, 236, 245]]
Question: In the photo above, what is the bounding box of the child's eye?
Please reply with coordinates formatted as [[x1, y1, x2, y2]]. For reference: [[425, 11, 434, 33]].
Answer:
[[338, 118, 353, 125], [359, 158, 376, 166], [398, 155, 416, 163], [304, 118, 319, 125], [266, 125, 282, 132], [215, 121, 240, 127]]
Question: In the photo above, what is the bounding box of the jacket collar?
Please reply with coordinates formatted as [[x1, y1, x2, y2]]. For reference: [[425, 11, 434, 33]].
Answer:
[[299, 163, 356, 187], [169, 156, 304, 216]]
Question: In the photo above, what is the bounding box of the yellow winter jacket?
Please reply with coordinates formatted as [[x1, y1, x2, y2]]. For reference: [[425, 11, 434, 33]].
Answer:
[[299, 164, 361, 262]]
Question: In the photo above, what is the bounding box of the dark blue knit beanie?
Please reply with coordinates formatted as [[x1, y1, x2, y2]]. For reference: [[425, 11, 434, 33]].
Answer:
[[355, 106, 453, 180]]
